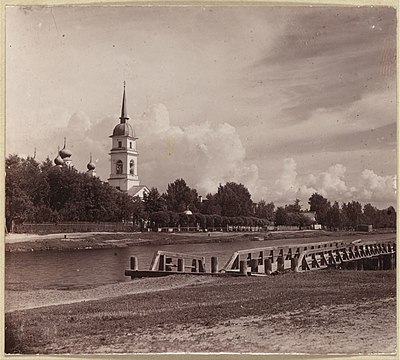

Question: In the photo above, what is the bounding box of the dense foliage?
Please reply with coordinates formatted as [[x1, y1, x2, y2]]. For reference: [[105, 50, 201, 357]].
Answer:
[[5, 155, 139, 230], [5, 155, 396, 231]]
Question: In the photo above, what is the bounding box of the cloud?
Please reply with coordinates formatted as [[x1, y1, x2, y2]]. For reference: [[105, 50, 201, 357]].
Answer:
[[359, 169, 396, 203], [273, 158, 395, 208], [134, 104, 267, 197]]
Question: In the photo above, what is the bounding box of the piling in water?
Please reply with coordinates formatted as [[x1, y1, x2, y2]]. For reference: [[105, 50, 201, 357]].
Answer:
[[249, 259, 258, 273], [191, 259, 198, 273], [291, 257, 299, 272], [239, 260, 247, 276], [277, 256, 284, 272], [211, 256, 218, 273], [264, 258, 272, 275], [178, 258, 184, 272], [130, 256, 138, 271]]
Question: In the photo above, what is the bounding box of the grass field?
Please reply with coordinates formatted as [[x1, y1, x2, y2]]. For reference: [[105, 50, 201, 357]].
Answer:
[[5, 269, 396, 355]]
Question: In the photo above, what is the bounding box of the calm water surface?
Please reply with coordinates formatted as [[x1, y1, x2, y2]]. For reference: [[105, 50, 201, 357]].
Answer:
[[6, 233, 393, 290], [5, 240, 277, 290]]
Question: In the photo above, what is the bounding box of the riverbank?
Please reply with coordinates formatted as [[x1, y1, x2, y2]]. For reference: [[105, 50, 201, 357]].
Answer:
[[5, 229, 395, 252], [5, 270, 396, 354]]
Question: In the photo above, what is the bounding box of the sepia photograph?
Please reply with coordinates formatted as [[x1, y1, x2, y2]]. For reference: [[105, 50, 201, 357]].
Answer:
[[4, 3, 397, 356]]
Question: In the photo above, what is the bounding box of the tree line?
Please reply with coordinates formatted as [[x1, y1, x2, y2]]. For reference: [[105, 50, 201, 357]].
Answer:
[[5, 155, 396, 231]]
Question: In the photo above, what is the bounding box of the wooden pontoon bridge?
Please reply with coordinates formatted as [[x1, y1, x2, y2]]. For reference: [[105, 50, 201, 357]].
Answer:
[[125, 238, 396, 278]]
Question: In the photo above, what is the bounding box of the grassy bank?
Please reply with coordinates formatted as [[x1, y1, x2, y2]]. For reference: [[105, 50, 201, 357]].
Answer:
[[5, 229, 394, 252], [5, 270, 396, 354]]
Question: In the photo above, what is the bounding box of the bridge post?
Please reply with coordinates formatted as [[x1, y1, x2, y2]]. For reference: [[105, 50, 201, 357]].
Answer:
[[130, 256, 138, 271], [211, 256, 218, 273], [291, 257, 299, 272], [378, 255, 383, 270], [277, 256, 284, 272], [264, 258, 272, 275], [191, 259, 198, 273], [159, 255, 166, 271], [240, 260, 248, 276], [357, 259, 363, 271], [249, 259, 258, 273], [390, 253, 395, 270], [178, 258, 184, 272], [382, 254, 393, 270]]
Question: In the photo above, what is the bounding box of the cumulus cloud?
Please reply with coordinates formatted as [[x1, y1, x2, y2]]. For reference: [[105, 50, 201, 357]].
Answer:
[[273, 158, 395, 207], [134, 104, 266, 197], [359, 169, 396, 203]]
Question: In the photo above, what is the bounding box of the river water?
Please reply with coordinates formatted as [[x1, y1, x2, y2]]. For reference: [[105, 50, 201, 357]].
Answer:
[[6, 233, 394, 291], [5, 239, 279, 291]]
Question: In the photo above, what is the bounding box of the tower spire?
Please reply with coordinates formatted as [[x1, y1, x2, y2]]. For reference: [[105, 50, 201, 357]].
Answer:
[[120, 81, 129, 123]]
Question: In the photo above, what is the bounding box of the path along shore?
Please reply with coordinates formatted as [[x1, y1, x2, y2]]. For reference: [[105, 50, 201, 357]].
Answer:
[[5, 229, 395, 252]]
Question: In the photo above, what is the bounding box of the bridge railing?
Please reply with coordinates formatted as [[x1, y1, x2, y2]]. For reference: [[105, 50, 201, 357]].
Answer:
[[220, 239, 396, 274], [220, 239, 358, 274], [150, 250, 206, 273], [295, 240, 396, 272]]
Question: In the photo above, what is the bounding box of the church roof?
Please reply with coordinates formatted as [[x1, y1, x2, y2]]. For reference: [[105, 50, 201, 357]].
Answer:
[[128, 185, 149, 197], [59, 137, 72, 159], [112, 122, 134, 137], [87, 153, 96, 170], [111, 82, 135, 137]]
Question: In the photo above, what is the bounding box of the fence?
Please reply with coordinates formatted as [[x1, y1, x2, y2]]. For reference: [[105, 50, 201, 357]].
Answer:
[[154, 225, 264, 233], [13, 222, 138, 234]]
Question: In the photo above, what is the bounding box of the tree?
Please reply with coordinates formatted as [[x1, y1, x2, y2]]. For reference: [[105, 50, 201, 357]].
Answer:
[[255, 200, 275, 221], [362, 203, 378, 227], [199, 193, 222, 215], [326, 201, 341, 230], [150, 211, 170, 228], [164, 178, 198, 213], [341, 201, 362, 230], [285, 199, 302, 213], [214, 182, 253, 217], [143, 187, 166, 213], [274, 207, 288, 226], [308, 193, 330, 225]]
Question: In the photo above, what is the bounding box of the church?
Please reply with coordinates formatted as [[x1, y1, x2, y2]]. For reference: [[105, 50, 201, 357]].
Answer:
[[54, 83, 149, 199], [108, 83, 149, 198]]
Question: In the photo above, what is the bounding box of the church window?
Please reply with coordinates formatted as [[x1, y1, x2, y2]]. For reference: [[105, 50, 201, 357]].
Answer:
[[130, 160, 135, 175], [116, 160, 123, 174], [130, 142, 132, 149], [118, 141, 122, 148]]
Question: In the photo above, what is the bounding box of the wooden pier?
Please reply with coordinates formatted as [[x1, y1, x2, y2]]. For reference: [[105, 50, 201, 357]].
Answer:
[[125, 238, 396, 278]]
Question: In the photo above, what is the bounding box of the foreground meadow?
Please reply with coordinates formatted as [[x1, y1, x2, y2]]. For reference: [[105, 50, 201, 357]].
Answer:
[[5, 270, 396, 355]]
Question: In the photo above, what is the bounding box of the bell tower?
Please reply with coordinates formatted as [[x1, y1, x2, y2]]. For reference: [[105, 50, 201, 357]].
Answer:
[[108, 82, 140, 191]]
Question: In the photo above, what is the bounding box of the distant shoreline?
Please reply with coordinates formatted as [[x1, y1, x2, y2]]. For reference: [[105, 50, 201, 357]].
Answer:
[[5, 229, 395, 253]]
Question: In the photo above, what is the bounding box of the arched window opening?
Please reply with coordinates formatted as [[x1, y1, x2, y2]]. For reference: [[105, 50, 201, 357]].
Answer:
[[130, 160, 135, 175], [116, 160, 123, 174]]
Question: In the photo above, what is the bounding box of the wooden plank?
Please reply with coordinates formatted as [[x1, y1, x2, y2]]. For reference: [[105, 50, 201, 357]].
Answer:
[[125, 270, 248, 278]]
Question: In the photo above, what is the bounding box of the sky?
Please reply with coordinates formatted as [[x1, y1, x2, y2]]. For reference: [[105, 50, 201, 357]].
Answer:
[[6, 5, 397, 209]]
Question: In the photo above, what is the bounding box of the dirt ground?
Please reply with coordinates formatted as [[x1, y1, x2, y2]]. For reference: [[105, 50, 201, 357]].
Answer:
[[5, 270, 396, 355]]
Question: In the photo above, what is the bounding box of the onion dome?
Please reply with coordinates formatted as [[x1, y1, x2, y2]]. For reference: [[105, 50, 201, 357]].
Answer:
[[87, 153, 96, 171], [54, 155, 64, 166], [112, 122, 134, 137], [54, 146, 64, 165], [59, 137, 72, 159]]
